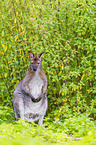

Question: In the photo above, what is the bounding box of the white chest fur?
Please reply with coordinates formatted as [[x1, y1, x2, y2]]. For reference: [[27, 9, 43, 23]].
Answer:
[[29, 72, 44, 99]]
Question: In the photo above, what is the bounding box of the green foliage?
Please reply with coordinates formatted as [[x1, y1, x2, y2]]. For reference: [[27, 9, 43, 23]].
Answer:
[[0, 106, 96, 145], [0, 0, 96, 118], [0, 106, 14, 123], [48, 113, 96, 136], [0, 0, 96, 144]]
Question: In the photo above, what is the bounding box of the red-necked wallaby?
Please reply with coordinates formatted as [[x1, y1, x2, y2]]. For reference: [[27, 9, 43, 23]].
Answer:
[[12, 51, 48, 125]]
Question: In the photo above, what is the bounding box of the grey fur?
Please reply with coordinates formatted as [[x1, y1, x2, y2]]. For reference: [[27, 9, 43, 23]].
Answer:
[[12, 52, 48, 126]]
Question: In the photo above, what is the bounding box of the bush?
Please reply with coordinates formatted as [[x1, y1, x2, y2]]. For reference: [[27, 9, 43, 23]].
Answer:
[[0, 0, 95, 118], [0, 1, 96, 144], [0, 106, 96, 145]]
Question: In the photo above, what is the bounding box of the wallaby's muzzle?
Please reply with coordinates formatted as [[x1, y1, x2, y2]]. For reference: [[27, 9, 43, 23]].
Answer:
[[32, 64, 37, 72], [33, 67, 37, 71]]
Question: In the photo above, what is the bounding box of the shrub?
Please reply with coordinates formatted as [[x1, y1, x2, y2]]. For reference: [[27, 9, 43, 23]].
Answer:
[[0, 0, 95, 118], [0, 107, 96, 144]]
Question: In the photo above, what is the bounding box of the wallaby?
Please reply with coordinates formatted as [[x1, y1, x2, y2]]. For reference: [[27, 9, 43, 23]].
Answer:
[[12, 51, 48, 125]]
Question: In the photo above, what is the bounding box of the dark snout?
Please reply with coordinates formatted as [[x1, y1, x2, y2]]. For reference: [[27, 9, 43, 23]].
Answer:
[[30, 63, 37, 72], [33, 64, 37, 72], [33, 67, 37, 71]]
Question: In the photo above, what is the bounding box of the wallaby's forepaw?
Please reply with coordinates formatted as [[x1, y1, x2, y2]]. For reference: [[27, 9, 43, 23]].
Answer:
[[31, 96, 42, 102]]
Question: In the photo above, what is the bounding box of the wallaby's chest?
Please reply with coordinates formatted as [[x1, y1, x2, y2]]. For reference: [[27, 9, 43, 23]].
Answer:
[[29, 74, 44, 99]]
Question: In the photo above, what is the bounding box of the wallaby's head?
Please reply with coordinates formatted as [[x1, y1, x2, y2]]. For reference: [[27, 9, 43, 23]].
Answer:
[[29, 51, 45, 72]]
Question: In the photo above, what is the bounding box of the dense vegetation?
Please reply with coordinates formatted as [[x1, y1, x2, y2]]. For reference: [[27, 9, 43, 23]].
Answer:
[[0, 0, 96, 144], [0, 106, 96, 145]]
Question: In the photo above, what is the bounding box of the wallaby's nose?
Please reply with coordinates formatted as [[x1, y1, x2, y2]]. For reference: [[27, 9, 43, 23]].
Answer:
[[33, 66, 37, 71]]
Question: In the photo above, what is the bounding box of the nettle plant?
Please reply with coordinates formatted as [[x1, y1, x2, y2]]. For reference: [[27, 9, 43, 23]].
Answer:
[[0, 0, 95, 118]]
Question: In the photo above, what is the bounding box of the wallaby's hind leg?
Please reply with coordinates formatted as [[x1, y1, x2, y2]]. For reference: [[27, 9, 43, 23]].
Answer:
[[38, 93, 48, 126], [19, 99, 24, 120], [13, 95, 25, 120], [38, 115, 44, 126], [13, 106, 19, 119]]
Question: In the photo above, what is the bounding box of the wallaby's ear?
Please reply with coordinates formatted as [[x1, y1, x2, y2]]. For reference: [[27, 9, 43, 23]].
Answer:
[[28, 51, 34, 58], [38, 52, 45, 59]]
